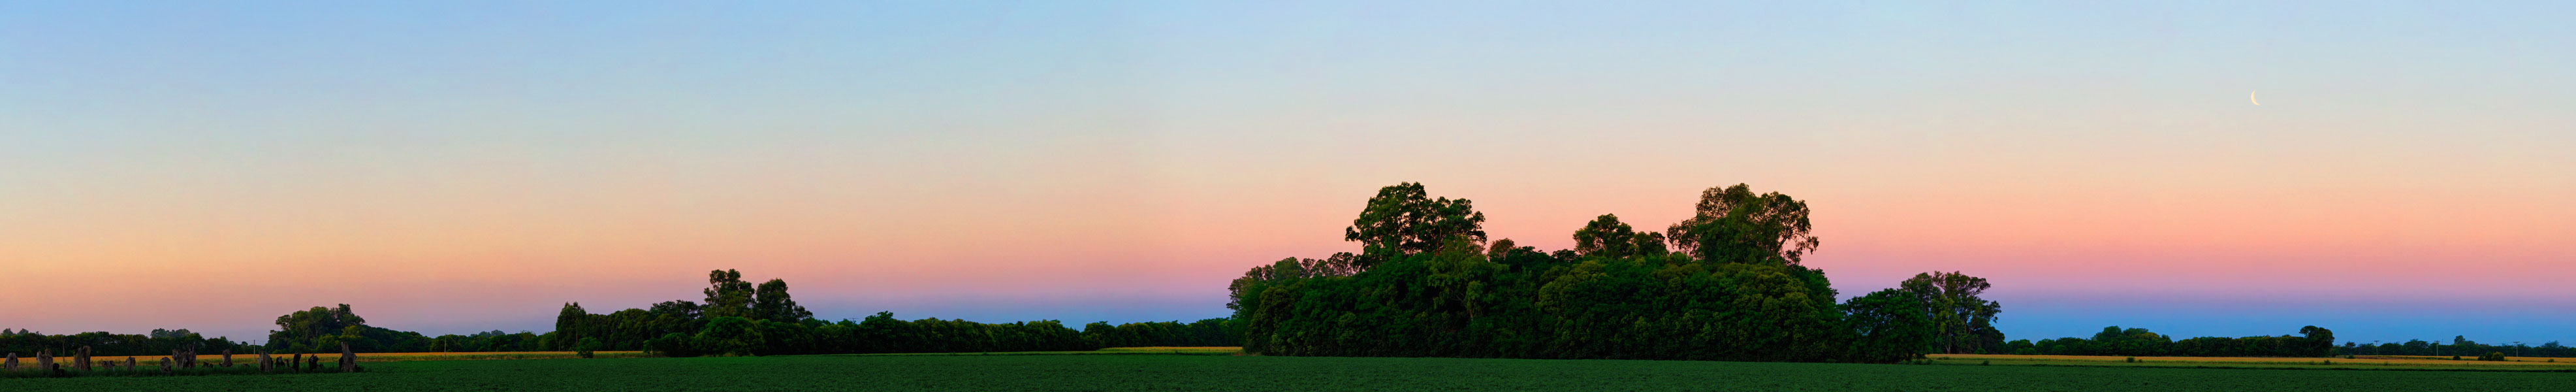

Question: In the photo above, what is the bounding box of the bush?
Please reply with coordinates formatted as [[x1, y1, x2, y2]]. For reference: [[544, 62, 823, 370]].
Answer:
[[2481, 352, 2506, 361], [695, 317, 765, 356], [575, 337, 601, 359], [644, 333, 699, 357]]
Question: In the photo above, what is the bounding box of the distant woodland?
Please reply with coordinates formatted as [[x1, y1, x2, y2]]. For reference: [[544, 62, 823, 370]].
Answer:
[[1223, 182, 2349, 362], [3, 271, 1236, 357]]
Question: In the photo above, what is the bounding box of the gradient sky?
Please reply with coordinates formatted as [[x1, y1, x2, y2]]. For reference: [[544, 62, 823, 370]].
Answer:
[[5, 1, 2571, 346]]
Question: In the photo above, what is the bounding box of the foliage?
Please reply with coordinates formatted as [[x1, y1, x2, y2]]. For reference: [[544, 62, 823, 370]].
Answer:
[[1236, 182, 1914, 363], [1902, 271, 2003, 354], [1843, 289, 1935, 363], [752, 279, 816, 323], [693, 317, 764, 356], [268, 304, 368, 353], [1344, 182, 1487, 266], [2005, 325, 2336, 357], [0, 329, 251, 357], [1226, 254, 1359, 314], [644, 333, 698, 357], [1571, 214, 1668, 258], [1664, 184, 1820, 265], [2340, 336, 2573, 358], [560, 270, 1237, 357], [701, 269, 759, 319]]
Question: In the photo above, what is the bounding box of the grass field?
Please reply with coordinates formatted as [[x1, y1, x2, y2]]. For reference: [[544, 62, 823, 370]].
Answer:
[[1931, 353, 2576, 370], [849, 346, 1242, 356], [7, 353, 2576, 391]]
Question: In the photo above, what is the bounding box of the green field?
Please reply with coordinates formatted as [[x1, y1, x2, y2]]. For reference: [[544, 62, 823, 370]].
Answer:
[[5, 354, 2572, 391]]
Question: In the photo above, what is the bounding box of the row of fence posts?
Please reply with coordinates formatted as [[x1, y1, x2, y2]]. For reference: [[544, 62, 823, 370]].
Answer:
[[3, 342, 358, 376]]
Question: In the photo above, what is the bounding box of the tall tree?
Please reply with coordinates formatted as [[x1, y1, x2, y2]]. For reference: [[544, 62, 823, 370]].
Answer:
[[1665, 184, 1820, 265], [1343, 182, 1487, 267], [2300, 326, 2336, 357], [703, 269, 755, 319], [1901, 271, 2003, 354], [751, 278, 814, 322], [1572, 214, 1638, 257], [555, 302, 590, 344]]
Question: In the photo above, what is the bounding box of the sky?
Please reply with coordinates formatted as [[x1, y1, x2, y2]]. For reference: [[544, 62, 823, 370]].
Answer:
[[3, 1, 2571, 346]]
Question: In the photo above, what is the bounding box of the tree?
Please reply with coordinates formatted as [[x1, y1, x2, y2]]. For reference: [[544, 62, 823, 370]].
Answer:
[[1572, 214, 1638, 257], [1664, 184, 1820, 265], [1843, 289, 1935, 363], [1344, 182, 1487, 266], [555, 302, 589, 346], [751, 279, 814, 323], [271, 304, 367, 352], [1572, 214, 1666, 258], [650, 300, 703, 319], [703, 269, 755, 319], [1226, 253, 1360, 316], [1901, 271, 2001, 354], [2299, 326, 2336, 357], [148, 328, 199, 340]]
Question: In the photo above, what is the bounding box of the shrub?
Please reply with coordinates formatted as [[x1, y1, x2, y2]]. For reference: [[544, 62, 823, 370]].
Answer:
[[644, 333, 699, 357], [695, 316, 765, 356], [2451, 355, 2462, 361], [575, 337, 601, 359], [2481, 352, 2506, 361]]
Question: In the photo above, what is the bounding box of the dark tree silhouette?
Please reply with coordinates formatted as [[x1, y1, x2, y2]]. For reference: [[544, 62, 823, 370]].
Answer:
[[1903, 271, 2001, 355], [1666, 184, 1820, 265], [1344, 182, 1487, 267]]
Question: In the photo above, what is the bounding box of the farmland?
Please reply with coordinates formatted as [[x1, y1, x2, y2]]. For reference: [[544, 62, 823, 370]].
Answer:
[[7, 353, 2575, 391]]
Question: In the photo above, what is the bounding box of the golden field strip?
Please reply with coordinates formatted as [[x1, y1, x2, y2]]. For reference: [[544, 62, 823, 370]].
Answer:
[[54, 351, 650, 364], [1932, 353, 2576, 370]]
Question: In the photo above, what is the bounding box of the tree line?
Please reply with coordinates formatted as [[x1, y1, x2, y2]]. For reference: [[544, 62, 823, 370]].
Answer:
[[2341, 336, 2575, 358], [0, 328, 253, 357], [567, 269, 1241, 357], [241, 270, 1239, 356], [2005, 325, 2336, 357], [14, 272, 1237, 358], [1228, 182, 2003, 363]]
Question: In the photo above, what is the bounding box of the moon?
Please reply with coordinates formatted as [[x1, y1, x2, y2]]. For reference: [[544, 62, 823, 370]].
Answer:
[[2251, 90, 2260, 105]]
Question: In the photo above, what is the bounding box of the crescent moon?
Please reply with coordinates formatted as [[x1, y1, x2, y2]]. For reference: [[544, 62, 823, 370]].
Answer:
[[2251, 91, 2259, 105]]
